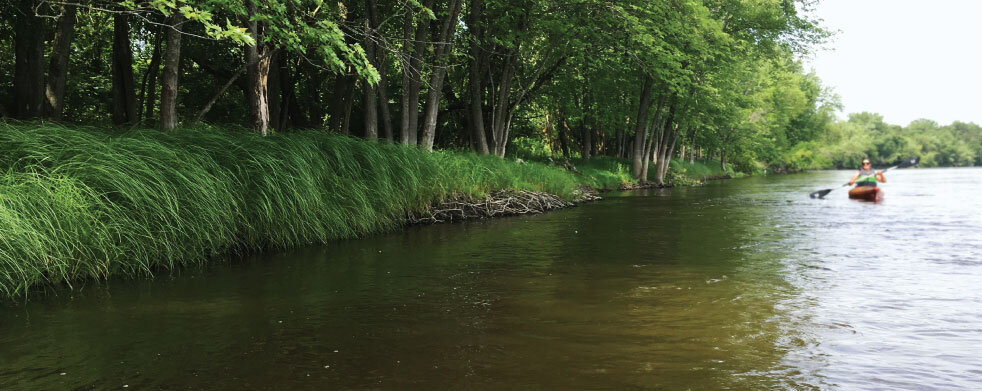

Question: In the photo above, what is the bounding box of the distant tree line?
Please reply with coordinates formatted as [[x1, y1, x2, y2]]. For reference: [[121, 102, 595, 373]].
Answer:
[[783, 112, 982, 169]]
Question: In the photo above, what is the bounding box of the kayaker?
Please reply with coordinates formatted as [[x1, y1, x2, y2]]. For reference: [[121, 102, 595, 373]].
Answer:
[[849, 158, 885, 187]]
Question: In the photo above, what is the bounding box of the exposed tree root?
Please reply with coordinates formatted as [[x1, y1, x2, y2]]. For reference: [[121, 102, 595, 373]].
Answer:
[[618, 182, 668, 190], [409, 188, 600, 224]]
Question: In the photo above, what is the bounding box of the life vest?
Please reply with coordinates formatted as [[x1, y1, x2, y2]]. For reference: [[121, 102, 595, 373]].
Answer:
[[856, 168, 877, 187]]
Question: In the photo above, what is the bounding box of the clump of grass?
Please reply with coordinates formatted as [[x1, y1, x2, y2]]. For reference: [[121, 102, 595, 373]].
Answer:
[[572, 157, 636, 189], [432, 151, 582, 199], [666, 158, 734, 185], [0, 122, 585, 298]]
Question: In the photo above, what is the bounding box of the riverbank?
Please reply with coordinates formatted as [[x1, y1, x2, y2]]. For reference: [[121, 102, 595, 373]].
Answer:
[[0, 122, 733, 299], [0, 123, 595, 298]]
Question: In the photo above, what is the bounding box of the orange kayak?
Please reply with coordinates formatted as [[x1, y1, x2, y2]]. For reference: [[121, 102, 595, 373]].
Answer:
[[848, 186, 883, 201]]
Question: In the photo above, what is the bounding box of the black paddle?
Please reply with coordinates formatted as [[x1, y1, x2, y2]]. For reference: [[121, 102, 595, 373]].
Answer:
[[809, 157, 920, 199]]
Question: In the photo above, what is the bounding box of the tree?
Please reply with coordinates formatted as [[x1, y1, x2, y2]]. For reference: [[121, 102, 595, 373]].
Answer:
[[159, 14, 182, 130], [12, 0, 45, 119], [43, 3, 77, 121], [111, 13, 139, 125]]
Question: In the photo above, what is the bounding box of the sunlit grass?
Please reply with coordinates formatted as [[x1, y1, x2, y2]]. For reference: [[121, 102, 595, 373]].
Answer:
[[668, 158, 735, 184], [573, 156, 636, 189], [0, 122, 585, 298]]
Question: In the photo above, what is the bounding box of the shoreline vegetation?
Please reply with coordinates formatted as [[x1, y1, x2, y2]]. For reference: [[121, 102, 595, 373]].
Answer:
[[0, 122, 730, 300], [4, 2, 980, 302]]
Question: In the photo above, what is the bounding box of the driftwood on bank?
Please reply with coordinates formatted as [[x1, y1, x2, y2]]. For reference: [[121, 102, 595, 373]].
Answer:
[[409, 189, 600, 224]]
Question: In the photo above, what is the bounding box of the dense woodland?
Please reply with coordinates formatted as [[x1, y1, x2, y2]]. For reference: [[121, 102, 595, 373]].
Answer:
[[1, 0, 977, 183]]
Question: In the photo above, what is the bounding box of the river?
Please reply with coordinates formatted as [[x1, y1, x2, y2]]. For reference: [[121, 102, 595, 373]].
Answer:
[[2, 167, 980, 390]]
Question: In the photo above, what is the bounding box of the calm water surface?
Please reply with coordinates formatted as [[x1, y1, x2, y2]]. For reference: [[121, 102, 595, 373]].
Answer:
[[2, 168, 981, 390]]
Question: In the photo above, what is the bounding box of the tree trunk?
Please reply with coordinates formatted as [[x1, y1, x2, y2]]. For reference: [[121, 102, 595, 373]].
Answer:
[[592, 120, 603, 156], [267, 51, 282, 131], [641, 113, 659, 182], [499, 111, 515, 156], [581, 120, 592, 161], [630, 75, 653, 179], [362, 0, 379, 140], [489, 11, 531, 156], [194, 66, 245, 124], [491, 54, 517, 155], [304, 63, 326, 128], [658, 126, 680, 182], [419, 67, 446, 150], [140, 26, 163, 123], [13, 0, 45, 119], [111, 14, 139, 126], [419, 0, 463, 151], [330, 74, 355, 134], [400, 0, 434, 145], [375, 41, 393, 141], [245, 4, 272, 136], [652, 103, 678, 186], [492, 68, 516, 156], [557, 111, 571, 158], [43, 4, 76, 121], [398, 9, 413, 143], [377, 63, 393, 141], [160, 15, 183, 130], [342, 83, 355, 136], [616, 127, 625, 158], [467, 0, 490, 154], [277, 54, 295, 130], [689, 129, 698, 164]]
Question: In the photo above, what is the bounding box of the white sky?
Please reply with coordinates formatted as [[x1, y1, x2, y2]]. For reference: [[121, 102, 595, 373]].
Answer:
[[804, 0, 982, 126]]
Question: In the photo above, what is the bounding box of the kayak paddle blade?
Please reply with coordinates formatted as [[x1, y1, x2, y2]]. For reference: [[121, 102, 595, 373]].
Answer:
[[898, 156, 920, 169], [810, 189, 832, 199]]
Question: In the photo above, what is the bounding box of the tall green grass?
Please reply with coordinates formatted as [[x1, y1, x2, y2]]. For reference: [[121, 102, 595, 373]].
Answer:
[[573, 156, 636, 189], [505, 138, 737, 188], [0, 122, 584, 298], [666, 158, 737, 185]]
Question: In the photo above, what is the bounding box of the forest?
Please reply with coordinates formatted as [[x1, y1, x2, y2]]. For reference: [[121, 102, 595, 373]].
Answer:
[[3, 1, 977, 174], [2, 0, 842, 180]]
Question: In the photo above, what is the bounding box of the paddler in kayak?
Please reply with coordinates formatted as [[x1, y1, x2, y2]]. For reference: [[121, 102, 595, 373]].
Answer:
[[847, 158, 886, 200], [849, 158, 886, 187]]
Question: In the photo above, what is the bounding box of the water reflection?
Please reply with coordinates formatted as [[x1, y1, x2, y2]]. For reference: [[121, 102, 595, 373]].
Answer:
[[2, 169, 981, 389]]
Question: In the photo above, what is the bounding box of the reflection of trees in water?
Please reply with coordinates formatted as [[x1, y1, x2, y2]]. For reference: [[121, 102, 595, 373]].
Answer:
[[1, 181, 824, 389]]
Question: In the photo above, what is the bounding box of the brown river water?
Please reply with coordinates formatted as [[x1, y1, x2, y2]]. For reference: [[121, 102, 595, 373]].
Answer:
[[1, 167, 981, 390]]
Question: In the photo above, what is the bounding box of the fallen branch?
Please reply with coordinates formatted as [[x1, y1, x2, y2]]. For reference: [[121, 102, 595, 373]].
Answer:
[[409, 189, 592, 224]]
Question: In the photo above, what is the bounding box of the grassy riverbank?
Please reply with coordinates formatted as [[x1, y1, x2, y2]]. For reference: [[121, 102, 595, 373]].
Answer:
[[0, 122, 624, 298], [0, 122, 735, 298]]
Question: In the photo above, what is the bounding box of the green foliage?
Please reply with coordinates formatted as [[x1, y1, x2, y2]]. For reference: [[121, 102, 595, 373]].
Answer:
[[781, 141, 832, 170], [61, 8, 114, 123], [782, 114, 982, 169], [669, 158, 732, 180], [119, 0, 377, 82], [574, 157, 636, 190], [509, 136, 554, 161], [662, 158, 735, 186], [509, 139, 635, 190]]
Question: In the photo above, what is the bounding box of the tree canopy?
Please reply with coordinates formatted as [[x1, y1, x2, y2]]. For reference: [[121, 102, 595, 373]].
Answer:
[[2, 0, 977, 173]]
